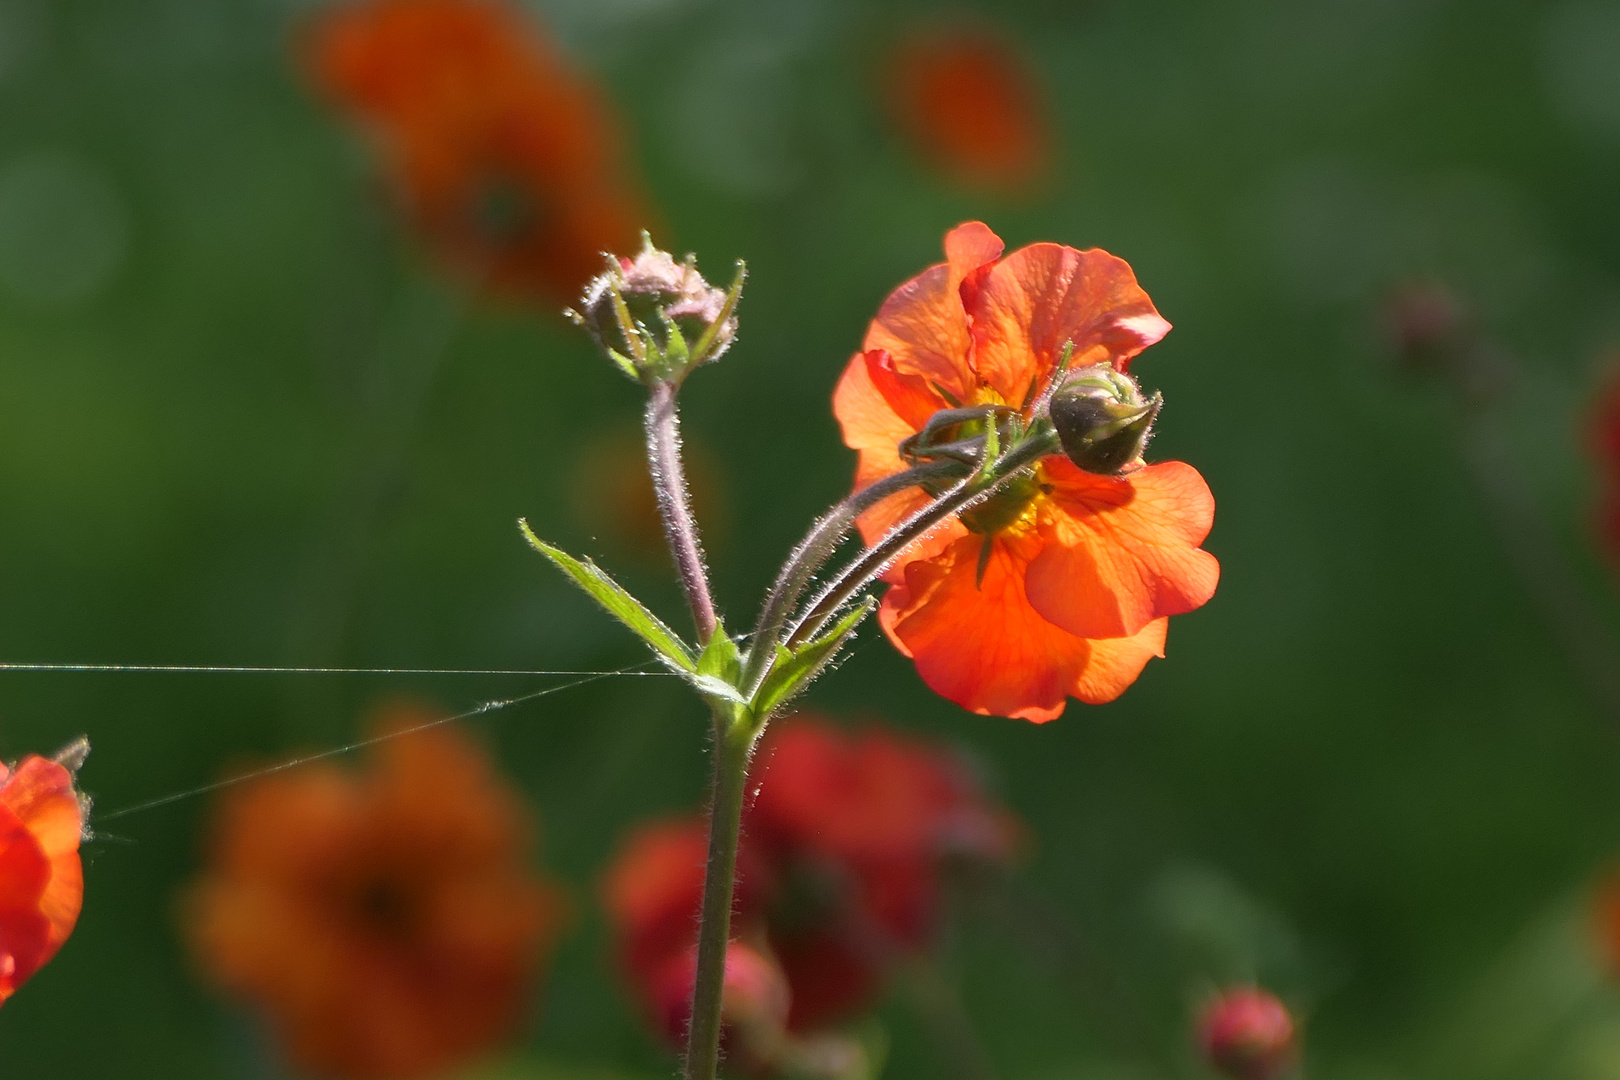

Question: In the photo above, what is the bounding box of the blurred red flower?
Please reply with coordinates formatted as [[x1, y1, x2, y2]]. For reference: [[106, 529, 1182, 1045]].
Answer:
[[1196, 987, 1299, 1080], [1592, 369, 1620, 565], [832, 221, 1219, 721], [601, 715, 1018, 1044], [0, 744, 87, 1008], [304, 0, 646, 303], [185, 708, 564, 1080], [884, 26, 1049, 194]]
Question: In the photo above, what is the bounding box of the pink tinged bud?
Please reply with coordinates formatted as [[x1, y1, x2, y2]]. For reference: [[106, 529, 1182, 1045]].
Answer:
[[1197, 988, 1299, 1080], [572, 233, 742, 383]]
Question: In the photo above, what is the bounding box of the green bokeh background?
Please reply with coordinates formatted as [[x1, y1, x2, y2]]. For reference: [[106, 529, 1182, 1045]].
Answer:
[[4, 0, 1620, 1077]]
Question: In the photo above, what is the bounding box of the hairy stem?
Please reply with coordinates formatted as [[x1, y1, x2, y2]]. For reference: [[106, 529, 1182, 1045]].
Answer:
[[645, 379, 719, 642], [740, 460, 960, 697], [786, 433, 1058, 649], [684, 715, 754, 1080]]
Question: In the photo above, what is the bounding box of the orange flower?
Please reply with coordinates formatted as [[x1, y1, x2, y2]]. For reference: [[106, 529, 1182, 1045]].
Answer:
[[884, 26, 1049, 193], [0, 743, 87, 1007], [305, 0, 646, 302], [186, 709, 563, 1080], [832, 221, 1219, 721]]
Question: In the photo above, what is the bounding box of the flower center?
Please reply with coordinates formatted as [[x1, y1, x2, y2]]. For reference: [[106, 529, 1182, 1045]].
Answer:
[[350, 872, 419, 941], [469, 173, 541, 247]]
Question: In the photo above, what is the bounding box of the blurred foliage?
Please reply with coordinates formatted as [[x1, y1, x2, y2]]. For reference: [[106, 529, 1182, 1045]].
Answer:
[[2, 0, 1620, 1077]]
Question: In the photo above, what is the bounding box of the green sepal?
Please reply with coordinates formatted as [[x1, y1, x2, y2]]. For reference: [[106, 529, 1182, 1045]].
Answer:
[[687, 260, 745, 363], [752, 597, 875, 716], [687, 619, 749, 708], [518, 520, 696, 673]]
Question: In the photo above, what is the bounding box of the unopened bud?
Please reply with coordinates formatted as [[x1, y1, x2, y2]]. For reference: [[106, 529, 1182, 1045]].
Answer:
[[1197, 988, 1298, 1080], [1047, 364, 1161, 474], [572, 234, 741, 383], [1383, 279, 1469, 372]]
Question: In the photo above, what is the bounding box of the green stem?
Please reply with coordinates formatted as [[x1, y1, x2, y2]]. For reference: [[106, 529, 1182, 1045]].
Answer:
[[684, 713, 755, 1080], [740, 460, 960, 699], [785, 430, 1059, 649]]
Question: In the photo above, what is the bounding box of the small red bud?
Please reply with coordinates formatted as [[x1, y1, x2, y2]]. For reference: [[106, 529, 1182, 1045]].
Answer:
[[1197, 988, 1298, 1080]]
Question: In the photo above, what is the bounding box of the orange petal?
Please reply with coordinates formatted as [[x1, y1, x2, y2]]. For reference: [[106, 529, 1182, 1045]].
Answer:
[[879, 534, 1167, 721], [862, 222, 1003, 401], [967, 242, 1171, 405], [861, 348, 947, 431], [1025, 459, 1219, 640]]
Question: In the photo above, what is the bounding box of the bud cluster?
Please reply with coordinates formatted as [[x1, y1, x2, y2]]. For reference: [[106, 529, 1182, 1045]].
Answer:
[[573, 234, 743, 385]]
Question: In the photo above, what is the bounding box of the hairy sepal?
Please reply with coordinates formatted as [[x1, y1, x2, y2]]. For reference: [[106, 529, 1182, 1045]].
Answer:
[[753, 597, 875, 716]]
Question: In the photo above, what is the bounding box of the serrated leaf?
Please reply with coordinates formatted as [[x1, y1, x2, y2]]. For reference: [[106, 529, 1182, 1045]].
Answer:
[[753, 597, 874, 716], [518, 520, 695, 672]]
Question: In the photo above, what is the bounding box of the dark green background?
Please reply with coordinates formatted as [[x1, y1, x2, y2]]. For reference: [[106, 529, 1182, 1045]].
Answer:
[[4, 0, 1620, 1076]]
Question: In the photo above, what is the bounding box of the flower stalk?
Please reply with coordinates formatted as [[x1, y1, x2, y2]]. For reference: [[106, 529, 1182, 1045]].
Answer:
[[645, 379, 719, 643], [683, 712, 757, 1080]]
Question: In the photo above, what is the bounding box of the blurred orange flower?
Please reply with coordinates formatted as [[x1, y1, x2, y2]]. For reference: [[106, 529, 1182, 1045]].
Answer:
[[1592, 369, 1620, 565], [833, 221, 1219, 721], [305, 0, 646, 303], [0, 743, 87, 1008], [186, 709, 563, 1080], [602, 715, 1017, 1043], [884, 26, 1049, 194]]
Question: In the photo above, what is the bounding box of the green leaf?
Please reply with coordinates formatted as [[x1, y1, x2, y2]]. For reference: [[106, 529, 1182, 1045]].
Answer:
[[753, 597, 875, 716], [696, 618, 742, 682], [518, 520, 696, 672], [687, 619, 751, 714]]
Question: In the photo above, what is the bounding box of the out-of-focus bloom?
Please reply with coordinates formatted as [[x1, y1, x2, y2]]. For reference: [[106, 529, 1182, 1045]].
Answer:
[[746, 717, 1020, 1030], [1591, 369, 1620, 565], [572, 426, 727, 563], [0, 740, 88, 1008], [1196, 988, 1299, 1080], [602, 715, 1018, 1048], [883, 26, 1050, 194], [186, 708, 563, 1080], [832, 221, 1219, 721], [305, 0, 646, 303]]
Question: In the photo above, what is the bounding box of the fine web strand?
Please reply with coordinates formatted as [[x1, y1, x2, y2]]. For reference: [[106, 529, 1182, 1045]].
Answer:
[[0, 662, 675, 676], [91, 660, 665, 824]]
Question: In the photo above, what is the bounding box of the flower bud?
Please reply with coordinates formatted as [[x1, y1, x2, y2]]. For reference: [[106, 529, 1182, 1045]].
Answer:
[[1197, 988, 1299, 1080], [1047, 364, 1161, 474], [1383, 279, 1468, 372], [573, 233, 741, 383]]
